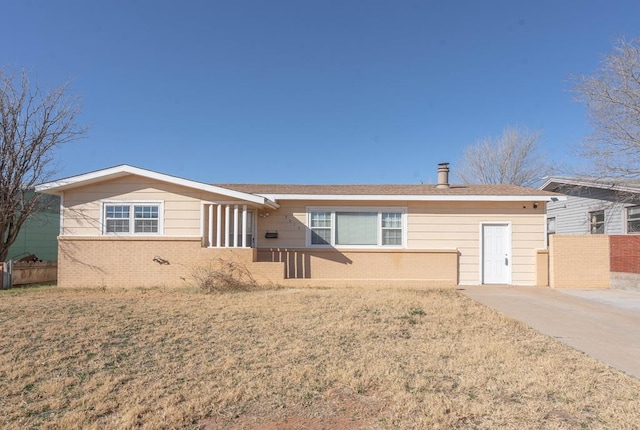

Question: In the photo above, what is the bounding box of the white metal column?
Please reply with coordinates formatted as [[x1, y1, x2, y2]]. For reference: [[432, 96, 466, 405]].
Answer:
[[233, 205, 239, 247], [208, 205, 214, 247], [216, 204, 222, 247], [224, 205, 230, 247], [242, 205, 247, 247]]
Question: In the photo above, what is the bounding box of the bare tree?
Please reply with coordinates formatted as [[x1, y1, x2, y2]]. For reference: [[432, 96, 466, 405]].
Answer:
[[573, 37, 640, 179], [0, 69, 86, 262], [455, 126, 550, 187]]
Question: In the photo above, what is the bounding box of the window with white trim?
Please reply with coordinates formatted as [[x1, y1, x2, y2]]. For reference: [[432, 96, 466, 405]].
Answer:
[[310, 211, 332, 245], [589, 210, 604, 234], [627, 206, 640, 233], [103, 202, 162, 234], [308, 208, 405, 247]]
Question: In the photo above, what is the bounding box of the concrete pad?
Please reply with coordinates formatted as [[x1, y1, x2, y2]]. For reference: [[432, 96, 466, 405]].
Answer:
[[459, 286, 640, 380], [556, 288, 640, 312]]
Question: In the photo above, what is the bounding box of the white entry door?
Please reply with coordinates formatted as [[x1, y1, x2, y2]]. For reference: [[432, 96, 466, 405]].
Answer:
[[482, 224, 511, 284]]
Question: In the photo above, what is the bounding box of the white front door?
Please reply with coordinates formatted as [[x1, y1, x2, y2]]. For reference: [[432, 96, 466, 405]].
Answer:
[[482, 224, 511, 284]]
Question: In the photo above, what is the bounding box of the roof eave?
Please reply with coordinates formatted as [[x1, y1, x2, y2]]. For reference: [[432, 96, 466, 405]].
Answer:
[[256, 193, 564, 202], [540, 177, 640, 194], [35, 164, 275, 207]]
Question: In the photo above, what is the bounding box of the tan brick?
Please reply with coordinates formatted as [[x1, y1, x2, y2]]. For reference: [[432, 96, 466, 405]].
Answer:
[[549, 235, 610, 288]]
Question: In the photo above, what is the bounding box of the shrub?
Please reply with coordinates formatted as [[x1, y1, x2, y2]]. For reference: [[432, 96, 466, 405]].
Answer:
[[191, 258, 258, 293]]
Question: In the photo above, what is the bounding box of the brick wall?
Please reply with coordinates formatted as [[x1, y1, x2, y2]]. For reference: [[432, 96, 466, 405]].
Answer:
[[257, 248, 459, 285], [536, 249, 548, 287], [58, 237, 461, 288], [57, 237, 284, 288], [548, 235, 610, 288], [610, 235, 640, 273]]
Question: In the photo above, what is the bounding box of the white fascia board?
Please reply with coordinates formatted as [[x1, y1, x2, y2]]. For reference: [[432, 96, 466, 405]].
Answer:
[[256, 193, 565, 202], [540, 177, 640, 194], [35, 164, 279, 208], [540, 177, 588, 191]]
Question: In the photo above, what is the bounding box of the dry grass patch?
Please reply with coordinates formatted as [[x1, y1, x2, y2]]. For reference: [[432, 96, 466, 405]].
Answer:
[[1, 286, 639, 429]]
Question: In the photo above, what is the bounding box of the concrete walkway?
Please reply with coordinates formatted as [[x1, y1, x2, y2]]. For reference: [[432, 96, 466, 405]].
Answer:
[[460, 286, 640, 380]]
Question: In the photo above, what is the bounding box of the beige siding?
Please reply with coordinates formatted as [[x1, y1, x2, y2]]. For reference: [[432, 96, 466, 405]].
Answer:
[[62, 175, 252, 237], [58, 179, 546, 286], [257, 200, 545, 286], [408, 202, 545, 285], [255, 201, 308, 248]]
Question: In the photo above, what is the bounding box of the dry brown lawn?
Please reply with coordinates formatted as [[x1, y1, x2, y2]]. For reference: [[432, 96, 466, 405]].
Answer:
[[1, 285, 639, 429]]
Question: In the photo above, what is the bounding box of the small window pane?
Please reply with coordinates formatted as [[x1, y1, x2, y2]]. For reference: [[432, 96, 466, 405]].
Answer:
[[311, 212, 331, 228], [311, 229, 331, 245], [382, 212, 402, 228], [135, 220, 158, 233], [106, 219, 130, 233], [106, 205, 129, 219], [135, 206, 158, 219], [382, 229, 402, 245]]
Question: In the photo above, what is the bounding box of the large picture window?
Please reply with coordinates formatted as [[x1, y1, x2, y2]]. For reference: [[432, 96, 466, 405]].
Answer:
[[103, 202, 162, 235], [308, 208, 405, 247]]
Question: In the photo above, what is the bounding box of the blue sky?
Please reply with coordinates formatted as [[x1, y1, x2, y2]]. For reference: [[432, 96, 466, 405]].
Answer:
[[2, 0, 639, 184]]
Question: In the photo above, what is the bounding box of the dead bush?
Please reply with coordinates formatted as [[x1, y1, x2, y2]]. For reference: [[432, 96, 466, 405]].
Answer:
[[191, 259, 259, 293]]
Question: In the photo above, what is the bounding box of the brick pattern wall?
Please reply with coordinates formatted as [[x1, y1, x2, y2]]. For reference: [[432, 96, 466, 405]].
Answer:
[[58, 237, 284, 288], [257, 248, 459, 285], [549, 235, 610, 288], [610, 235, 640, 273], [536, 249, 548, 287], [58, 237, 462, 288]]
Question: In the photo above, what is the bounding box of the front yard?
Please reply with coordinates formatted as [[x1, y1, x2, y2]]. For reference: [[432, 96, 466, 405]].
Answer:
[[1, 285, 639, 429]]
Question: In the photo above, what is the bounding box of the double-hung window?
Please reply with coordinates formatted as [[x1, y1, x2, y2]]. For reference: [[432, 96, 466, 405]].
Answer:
[[589, 210, 604, 234], [627, 206, 640, 233], [103, 202, 162, 235], [308, 208, 405, 247], [310, 212, 332, 245]]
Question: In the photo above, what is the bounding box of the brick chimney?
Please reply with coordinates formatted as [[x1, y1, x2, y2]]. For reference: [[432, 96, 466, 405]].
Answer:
[[436, 162, 450, 188]]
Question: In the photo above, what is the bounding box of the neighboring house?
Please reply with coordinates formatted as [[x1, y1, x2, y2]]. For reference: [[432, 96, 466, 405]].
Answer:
[[540, 177, 640, 236], [35, 164, 560, 288], [6, 194, 60, 262]]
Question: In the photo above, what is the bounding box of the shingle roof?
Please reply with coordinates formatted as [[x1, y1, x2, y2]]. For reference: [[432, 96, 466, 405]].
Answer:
[[215, 183, 560, 197]]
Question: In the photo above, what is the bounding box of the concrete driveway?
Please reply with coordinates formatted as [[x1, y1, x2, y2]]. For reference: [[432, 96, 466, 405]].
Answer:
[[460, 286, 640, 380]]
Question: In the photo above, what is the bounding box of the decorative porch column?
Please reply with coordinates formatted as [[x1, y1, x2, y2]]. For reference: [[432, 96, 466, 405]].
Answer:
[[224, 205, 230, 247], [208, 204, 214, 247], [233, 205, 239, 247], [242, 204, 248, 247], [216, 204, 222, 248]]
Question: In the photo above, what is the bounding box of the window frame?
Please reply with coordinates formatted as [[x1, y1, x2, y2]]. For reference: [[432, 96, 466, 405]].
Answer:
[[546, 217, 556, 235], [588, 209, 605, 234], [306, 207, 407, 248], [102, 201, 164, 236], [626, 205, 640, 234]]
